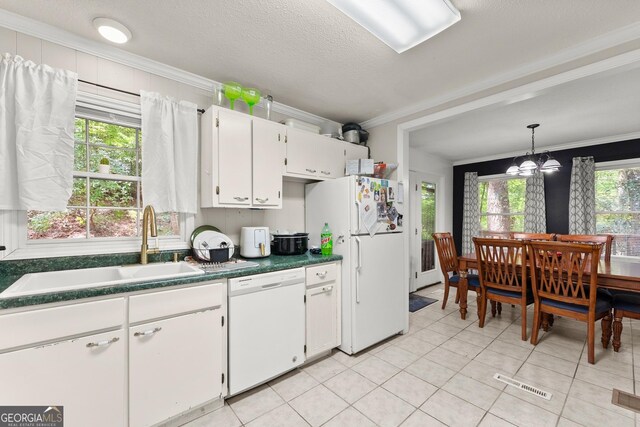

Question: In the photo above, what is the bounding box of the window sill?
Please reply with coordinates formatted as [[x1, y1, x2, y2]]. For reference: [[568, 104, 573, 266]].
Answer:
[[3, 238, 189, 261]]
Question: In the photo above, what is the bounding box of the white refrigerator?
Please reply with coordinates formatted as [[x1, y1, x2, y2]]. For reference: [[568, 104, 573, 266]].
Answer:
[[306, 175, 407, 354]]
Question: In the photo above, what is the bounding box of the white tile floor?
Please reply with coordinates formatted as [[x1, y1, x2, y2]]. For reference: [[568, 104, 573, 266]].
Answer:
[[183, 284, 640, 426]]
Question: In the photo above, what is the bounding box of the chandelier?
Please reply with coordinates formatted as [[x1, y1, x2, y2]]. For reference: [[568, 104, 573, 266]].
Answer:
[[506, 124, 561, 176]]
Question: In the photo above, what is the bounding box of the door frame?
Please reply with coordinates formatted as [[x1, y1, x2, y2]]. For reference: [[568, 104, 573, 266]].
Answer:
[[409, 170, 445, 292]]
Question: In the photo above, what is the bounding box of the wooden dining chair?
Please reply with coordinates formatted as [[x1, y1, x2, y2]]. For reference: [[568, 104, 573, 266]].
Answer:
[[528, 241, 611, 364], [609, 293, 640, 352], [473, 238, 533, 340], [511, 232, 556, 241], [556, 234, 614, 262], [432, 232, 480, 310]]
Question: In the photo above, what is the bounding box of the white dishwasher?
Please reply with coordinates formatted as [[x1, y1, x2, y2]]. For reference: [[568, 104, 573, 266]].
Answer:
[[228, 268, 306, 395]]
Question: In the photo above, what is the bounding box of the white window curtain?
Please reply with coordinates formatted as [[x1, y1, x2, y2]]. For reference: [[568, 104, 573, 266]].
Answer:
[[462, 172, 479, 254], [569, 156, 596, 234], [524, 173, 546, 233], [141, 91, 198, 214], [0, 54, 77, 211]]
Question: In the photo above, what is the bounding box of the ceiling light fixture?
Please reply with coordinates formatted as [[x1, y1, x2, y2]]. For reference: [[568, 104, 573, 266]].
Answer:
[[326, 0, 461, 53], [93, 18, 132, 44], [506, 124, 561, 176]]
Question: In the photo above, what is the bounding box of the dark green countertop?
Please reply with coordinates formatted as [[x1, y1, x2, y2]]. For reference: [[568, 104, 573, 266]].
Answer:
[[0, 252, 342, 310]]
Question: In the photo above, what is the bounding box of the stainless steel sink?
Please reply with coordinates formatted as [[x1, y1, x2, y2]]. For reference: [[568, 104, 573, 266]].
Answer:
[[0, 262, 204, 299]]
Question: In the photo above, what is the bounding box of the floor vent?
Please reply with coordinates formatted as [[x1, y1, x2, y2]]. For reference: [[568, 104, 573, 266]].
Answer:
[[493, 373, 552, 400], [612, 389, 640, 413]]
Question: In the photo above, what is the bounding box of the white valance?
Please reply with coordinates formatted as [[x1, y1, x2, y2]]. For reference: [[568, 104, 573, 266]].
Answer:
[[141, 91, 198, 214], [0, 54, 77, 211]]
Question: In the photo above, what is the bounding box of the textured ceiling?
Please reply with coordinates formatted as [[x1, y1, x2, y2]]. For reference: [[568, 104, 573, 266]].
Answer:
[[1, 0, 640, 125], [409, 63, 640, 162]]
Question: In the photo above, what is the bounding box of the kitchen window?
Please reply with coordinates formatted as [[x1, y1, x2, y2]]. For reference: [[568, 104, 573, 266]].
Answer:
[[595, 159, 640, 257], [27, 117, 179, 241], [1, 94, 192, 260], [478, 176, 526, 234]]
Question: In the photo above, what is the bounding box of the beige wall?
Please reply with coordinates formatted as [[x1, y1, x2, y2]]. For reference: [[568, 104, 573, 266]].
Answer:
[[0, 26, 307, 247]]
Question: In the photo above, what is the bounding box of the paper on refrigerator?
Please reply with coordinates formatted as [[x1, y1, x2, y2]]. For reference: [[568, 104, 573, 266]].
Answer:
[[359, 201, 379, 236]]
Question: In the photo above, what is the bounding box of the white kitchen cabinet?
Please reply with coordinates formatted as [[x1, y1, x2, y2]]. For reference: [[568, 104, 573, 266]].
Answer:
[[317, 138, 345, 179], [345, 143, 369, 173], [252, 118, 285, 208], [284, 127, 319, 177], [201, 107, 253, 207], [285, 129, 347, 180], [0, 329, 126, 427], [201, 106, 285, 209], [129, 282, 226, 427], [305, 262, 341, 358]]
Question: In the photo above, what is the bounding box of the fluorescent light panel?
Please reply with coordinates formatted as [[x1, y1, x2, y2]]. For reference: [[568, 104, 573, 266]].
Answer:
[[327, 0, 461, 53]]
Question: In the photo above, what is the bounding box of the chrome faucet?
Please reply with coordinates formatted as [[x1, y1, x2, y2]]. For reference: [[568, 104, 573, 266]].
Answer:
[[141, 205, 159, 265]]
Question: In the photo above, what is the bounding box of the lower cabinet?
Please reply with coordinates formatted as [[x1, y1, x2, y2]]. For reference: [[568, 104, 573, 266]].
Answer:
[[129, 308, 224, 427], [0, 329, 126, 427], [305, 262, 341, 359]]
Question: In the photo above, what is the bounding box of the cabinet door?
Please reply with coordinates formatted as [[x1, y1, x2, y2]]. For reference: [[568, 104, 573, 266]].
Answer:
[[317, 138, 344, 179], [285, 127, 319, 177], [306, 282, 339, 358], [252, 119, 285, 208], [218, 109, 252, 205], [0, 330, 126, 427], [129, 308, 223, 427]]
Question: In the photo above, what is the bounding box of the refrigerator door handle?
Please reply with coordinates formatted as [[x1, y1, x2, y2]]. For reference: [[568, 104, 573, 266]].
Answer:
[[355, 236, 362, 303], [355, 200, 361, 233]]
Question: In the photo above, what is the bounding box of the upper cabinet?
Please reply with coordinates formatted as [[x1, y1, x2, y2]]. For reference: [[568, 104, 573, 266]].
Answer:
[[253, 119, 285, 208], [201, 107, 284, 209], [201, 106, 370, 209], [284, 129, 355, 180]]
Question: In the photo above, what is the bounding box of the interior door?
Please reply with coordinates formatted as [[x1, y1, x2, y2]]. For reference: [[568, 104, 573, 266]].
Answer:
[[350, 233, 404, 353], [410, 172, 442, 291]]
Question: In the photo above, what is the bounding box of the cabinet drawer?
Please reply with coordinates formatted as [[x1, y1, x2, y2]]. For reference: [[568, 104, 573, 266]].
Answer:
[[0, 298, 125, 351], [129, 282, 224, 323], [306, 263, 337, 287]]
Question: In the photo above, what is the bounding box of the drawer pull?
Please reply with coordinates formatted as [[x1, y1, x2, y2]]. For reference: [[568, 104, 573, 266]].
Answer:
[[234, 196, 249, 201], [320, 286, 333, 293], [305, 168, 317, 173], [86, 337, 120, 348], [316, 271, 328, 278], [255, 197, 269, 203], [321, 171, 330, 175], [134, 327, 162, 337]]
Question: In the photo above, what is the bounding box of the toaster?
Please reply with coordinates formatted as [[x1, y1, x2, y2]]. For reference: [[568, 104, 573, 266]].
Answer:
[[240, 227, 271, 258]]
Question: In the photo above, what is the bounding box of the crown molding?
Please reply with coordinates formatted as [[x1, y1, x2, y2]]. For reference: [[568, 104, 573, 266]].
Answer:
[[450, 131, 640, 166], [0, 9, 339, 127], [362, 21, 640, 129]]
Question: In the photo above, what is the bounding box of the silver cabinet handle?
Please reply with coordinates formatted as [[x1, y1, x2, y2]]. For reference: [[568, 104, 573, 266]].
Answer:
[[321, 285, 333, 293], [234, 196, 249, 201], [134, 327, 162, 337], [316, 271, 327, 278], [86, 337, 120, 348], [305, 168, 317, 173], [255, 197, 269, 203], [321, 171, 330, 175]]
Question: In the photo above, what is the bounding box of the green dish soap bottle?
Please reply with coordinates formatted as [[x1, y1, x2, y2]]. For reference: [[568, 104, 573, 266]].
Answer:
[[321, 223, 333, 256]]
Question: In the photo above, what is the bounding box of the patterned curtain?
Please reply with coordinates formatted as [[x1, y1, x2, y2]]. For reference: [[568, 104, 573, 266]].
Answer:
[[569, 156, 596, 234], [462, 172, 480, 254], [524, 173, 546, 233]]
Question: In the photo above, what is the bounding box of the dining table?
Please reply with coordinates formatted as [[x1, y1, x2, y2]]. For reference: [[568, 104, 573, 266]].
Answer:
[[456, 253, 640, 320]]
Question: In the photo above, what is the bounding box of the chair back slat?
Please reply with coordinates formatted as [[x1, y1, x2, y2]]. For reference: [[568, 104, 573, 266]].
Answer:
[[511, 232, 556, 241], [473, 238, 527, 294], [528, 241, 601, 308], [556, 234, 614, 262], [432, 232, 458, 275]]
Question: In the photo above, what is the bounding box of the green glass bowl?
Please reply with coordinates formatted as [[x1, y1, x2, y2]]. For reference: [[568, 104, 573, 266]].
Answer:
[[241, 88, 261, 115], [223, 82, 242, 110]]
